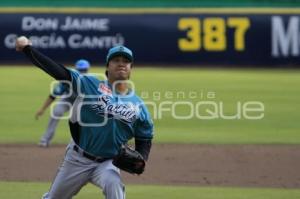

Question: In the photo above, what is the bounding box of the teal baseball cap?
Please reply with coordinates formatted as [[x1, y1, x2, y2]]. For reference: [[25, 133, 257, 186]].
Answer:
[[106, 46, 133, 64], [75, 59, 90, 71]]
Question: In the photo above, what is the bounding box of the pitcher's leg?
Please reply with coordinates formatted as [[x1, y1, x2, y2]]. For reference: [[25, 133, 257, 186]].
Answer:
[[101, 169, 125, 199], [42, 147, 92, 199], [91, 160, 125, 199]]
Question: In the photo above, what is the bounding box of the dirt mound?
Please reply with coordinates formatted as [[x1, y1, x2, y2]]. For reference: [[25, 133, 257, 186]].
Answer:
[[1, 144, 300, 188]]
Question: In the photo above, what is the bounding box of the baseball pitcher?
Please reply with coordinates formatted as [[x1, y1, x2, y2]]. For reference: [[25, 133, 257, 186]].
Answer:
[[16, 36, 153, 199]]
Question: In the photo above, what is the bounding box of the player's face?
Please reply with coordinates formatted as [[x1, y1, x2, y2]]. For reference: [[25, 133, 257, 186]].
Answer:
[[107, 56, 132, 81]]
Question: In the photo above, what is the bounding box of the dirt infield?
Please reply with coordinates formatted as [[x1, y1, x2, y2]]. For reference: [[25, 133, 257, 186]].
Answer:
[[1, 144, 300, 188]]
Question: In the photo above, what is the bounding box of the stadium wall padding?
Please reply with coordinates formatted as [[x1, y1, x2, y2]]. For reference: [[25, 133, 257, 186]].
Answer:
[[0, 0, 299, 8], [1, 8, 300, 67]]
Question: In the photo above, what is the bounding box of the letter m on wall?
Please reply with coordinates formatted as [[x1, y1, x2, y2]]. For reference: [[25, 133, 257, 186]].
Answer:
[[272, 16, 299, 57]]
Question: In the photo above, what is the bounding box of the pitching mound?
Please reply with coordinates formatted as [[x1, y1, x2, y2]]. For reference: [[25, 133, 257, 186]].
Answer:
[[1, 144, 300, 188]]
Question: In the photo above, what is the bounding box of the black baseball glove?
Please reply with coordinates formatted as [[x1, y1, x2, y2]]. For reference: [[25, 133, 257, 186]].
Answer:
[[112, 145, 145, 175]]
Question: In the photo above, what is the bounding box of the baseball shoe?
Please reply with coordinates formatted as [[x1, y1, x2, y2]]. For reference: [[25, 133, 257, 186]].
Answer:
[[38, 141, 49, 148]]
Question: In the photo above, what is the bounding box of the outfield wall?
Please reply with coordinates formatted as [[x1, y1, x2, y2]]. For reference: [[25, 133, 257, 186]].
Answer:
[[1, 0, 299, 8], [1, 8, 300, 66]]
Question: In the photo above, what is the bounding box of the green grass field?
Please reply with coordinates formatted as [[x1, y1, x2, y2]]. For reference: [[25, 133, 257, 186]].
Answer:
[[1, 182, 300, 199], [0, 66, 300, 144], [1, 66, 300, 198]]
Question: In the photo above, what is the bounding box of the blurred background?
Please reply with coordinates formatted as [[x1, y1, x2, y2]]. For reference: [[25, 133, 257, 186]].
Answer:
[[2, 0, 300, 66], [0, 0, 300, 199]]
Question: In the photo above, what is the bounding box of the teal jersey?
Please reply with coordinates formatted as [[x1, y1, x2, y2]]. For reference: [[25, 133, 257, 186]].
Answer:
[[52, 83, 69, 96], [51, 82, 77, 103], [69, 69, 153, 158]]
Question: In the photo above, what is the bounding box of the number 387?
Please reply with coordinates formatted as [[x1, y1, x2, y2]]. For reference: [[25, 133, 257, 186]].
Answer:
[[178, 17, 250, 52]]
